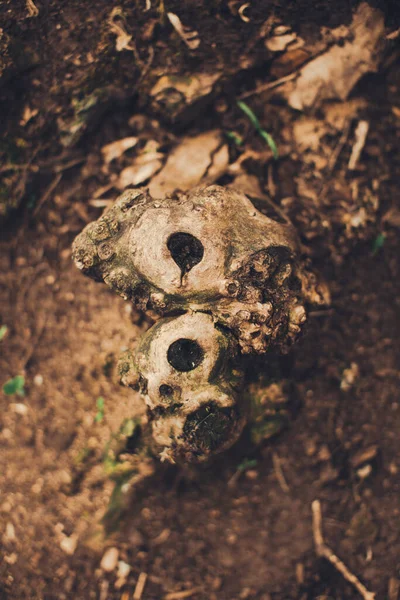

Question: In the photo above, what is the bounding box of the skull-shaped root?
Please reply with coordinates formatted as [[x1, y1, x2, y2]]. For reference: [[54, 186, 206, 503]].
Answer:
[[118, 312, 245, 463], [73, 185, 325, 354]]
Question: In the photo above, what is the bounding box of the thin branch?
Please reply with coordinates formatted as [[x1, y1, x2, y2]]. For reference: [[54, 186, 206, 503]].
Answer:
[[348, 120, 369, 170], [312, 500, 376, 600], [0, 163, 38, 173], [164, 588, 202, 600], [133, 572, 148, 600], [33, 173, 62, 216], [272, 452, 290, 492], [238, 72, 297, 100], [327, 119, 351, 172]]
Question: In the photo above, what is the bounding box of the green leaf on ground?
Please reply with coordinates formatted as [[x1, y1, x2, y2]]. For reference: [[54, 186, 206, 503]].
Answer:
[[0, 325, 8, 341], [237, 100, 279, 159], [259, 130, 279, 159], [3, 375, 25, 396], [225, 131, 243, 146], [237, 458, 258, 472], [372, 232, 385, 255], [237, 100, 261, 129], [94, 396, 105, 423]]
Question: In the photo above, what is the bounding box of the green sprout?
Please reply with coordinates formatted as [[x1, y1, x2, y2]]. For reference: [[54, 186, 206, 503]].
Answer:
[[103, 417, 139, 475], [94, 396, 105, 423], [372, 232, 385, 255], [237, 458, 258, 472], [0, 325, 8, 341], [3, 375, 25, 396], [225, 131, 243, 146], [237, 100, 279, 159], [73, 446, 93, 466]]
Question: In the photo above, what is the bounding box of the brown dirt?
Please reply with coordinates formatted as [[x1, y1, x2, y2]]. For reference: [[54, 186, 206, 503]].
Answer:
[[1, 1, 400, 599]]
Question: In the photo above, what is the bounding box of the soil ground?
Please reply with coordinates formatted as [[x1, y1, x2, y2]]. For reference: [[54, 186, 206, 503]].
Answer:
[[1, 1, 400, 599]]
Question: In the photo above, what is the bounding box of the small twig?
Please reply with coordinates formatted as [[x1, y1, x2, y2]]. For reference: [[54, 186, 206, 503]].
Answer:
[[227, 468, 242, 488], [89, 198, 115, 208], [388, 577, 400, 600], [139, 45, 155, 82], [267, 163, 276, 199], [93, 182, 115, 199], [108, 8, 144, 67], [0, 163, 38, 173], [167, 12, 200, 50], [272, 452, 290, 492], [386, 28, 400, 40], [243, 44, 335, 102], [133, 572, 148, 600], [21, 315, 48, 370], [316, 119, 352, 203], [348, 120, 369, 171], [238, 72, 297, 100], [99, 580, 109, 600], [252, 192, 291, 225], [152, 528, 171, 545], [308, 309, 335, 318], [164, 588, 202, 600], [327, 119, 351, 172], [53, 157, 86, 173], [33, 173, 62, 216], [312, 500, 376, 600], [0, 157, 84, 175]]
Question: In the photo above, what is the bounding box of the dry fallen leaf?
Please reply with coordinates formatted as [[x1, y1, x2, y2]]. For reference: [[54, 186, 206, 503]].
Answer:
[[101, 137, 138, 164], [282, 3, 385, 110], [266, 31, 301, 52], [293, 117, 329, 152], [270, 48, 310, 78], [290, 117, 331, 171], [108, 8, 133, 52], [26, 0, 39, 17], [117, 140, 163, 189], [167, 12, 200, 50], [323, 98, 367, 130], [150, 71, 221, 122], [20, 105, 39, 126], [151, 72, 220, 104], [118, 159, 163, 189], [383, 206, 400, 228], [203, 143, 229, 183], [229, 173, 265, 199], [148, 131, 223, 198]]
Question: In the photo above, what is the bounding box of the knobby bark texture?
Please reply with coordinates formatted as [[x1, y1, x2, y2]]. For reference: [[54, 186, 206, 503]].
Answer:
[[1, 1, 400, 599]]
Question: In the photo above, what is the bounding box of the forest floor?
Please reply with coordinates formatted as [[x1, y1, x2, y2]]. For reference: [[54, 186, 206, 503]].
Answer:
[[1, 1, 400, 599]]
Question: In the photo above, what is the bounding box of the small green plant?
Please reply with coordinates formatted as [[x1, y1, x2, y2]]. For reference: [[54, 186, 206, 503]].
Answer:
[[0, 325, 8, 341], [225, 131, 243, 146], [94, 397, 105, 423], [73, 446, 93, 466], [372, 232, 385, 255], [27, 195, 37, 210], [3, 375, 25, 396], [237, 457, 258, 472], [237, 100, 279, 159]]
